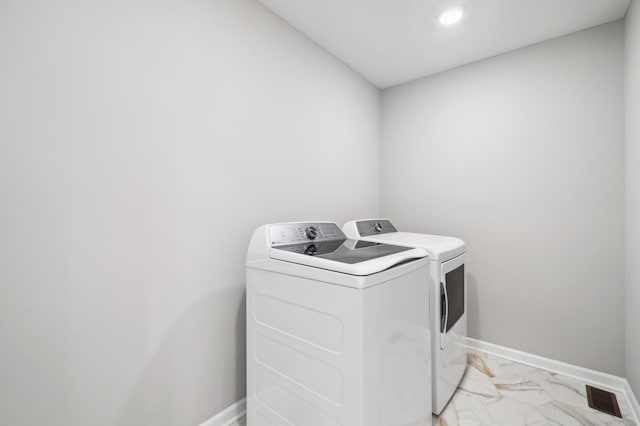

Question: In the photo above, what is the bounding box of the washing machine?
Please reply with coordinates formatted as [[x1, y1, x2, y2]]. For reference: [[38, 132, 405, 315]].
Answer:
[[246, 221, 432, 426], [342, 219, 467, 415]]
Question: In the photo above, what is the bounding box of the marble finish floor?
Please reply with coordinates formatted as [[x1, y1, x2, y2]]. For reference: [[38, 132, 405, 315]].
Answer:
[[434, 350, 637, 426]]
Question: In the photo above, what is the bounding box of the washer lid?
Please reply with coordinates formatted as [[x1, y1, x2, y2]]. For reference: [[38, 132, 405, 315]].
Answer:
[[270, 239, 427, 276]]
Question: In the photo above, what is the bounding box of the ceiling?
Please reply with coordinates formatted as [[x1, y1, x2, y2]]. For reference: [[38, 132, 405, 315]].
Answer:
[[257, 0, 631, 88]]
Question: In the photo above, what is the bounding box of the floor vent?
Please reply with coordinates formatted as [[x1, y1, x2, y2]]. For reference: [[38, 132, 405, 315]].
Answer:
[[586, 385, 622, 418]]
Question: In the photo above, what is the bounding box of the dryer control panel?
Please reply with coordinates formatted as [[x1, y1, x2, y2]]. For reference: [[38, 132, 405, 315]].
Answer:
[[269, 222, 346, 247], [356, 219, 398, 236]]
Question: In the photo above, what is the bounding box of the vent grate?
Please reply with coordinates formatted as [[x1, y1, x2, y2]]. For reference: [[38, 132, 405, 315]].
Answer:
[[586, 385, 622, 418]]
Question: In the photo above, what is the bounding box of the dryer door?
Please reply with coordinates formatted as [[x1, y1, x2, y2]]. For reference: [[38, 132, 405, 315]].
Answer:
[[440, 253, 466, 349]]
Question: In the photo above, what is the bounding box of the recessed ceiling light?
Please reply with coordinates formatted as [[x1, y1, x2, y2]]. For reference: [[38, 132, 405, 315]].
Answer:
[[439, 6, 464, 26]]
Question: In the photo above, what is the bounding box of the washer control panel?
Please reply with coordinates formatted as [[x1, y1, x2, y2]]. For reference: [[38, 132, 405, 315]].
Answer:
[[269, 222, 346, 247], [356, 219, 398, 237]]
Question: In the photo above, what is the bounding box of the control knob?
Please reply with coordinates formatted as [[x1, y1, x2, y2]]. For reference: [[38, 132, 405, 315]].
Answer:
[[305, 226, 319, 240], [373, 222, 384, 233]]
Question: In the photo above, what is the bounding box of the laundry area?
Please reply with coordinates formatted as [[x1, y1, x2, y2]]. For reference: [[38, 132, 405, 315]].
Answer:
[[1, 0, 640, 425]]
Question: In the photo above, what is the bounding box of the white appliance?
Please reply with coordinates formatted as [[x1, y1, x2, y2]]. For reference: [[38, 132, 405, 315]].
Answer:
[[246, 222, 432, 426], [342, 219, 467, 415]]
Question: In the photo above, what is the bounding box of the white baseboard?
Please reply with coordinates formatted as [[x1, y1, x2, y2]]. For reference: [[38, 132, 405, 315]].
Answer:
[[464, 337, 640, 424], [464, 338, 627, 390], [624, 380, 640, 425], [200, 398, 246, 426]]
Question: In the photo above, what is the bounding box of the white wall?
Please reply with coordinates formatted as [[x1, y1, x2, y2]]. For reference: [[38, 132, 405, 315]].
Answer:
[[0, 0, 380, 425], [381, 22, 625, 375], [625, 0, 640, 396]]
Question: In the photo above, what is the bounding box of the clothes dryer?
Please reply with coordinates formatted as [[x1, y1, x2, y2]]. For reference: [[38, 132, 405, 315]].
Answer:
[[343, 219, 466, 415], [246, 222, 432, 425]]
